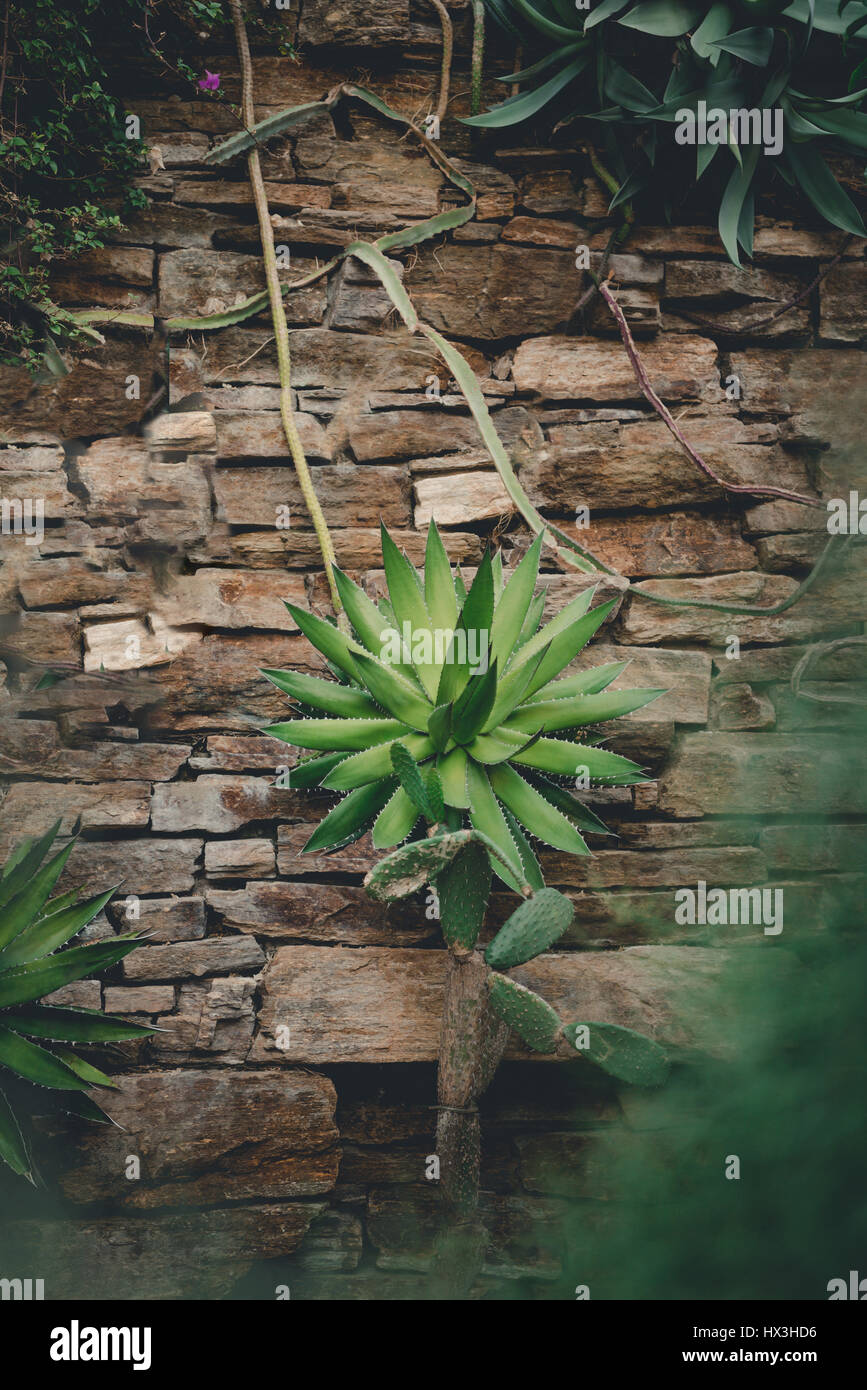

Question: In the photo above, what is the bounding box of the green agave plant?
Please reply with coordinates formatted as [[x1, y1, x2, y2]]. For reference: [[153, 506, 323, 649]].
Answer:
[[263, 521, 669, 1086], [0, 821, 153, 1182], [469, 0, 867, 265]]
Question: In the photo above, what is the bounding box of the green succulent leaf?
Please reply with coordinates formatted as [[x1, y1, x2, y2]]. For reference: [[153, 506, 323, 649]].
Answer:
[[351, 652, 433, 730], [0, 822, 62, 910], [489, 763, 591, 856], [331, 566, 420, 686], [52, 1046, 117, 1090], [719, 144, 760, 267], [4, 1006, 154, 1043], [0, 841, 75, 953], [264, 716, 412, 752], [508, 687, 664, 733], [500, 0, 581, 41], [490, 534, 543, 671], [466, 729, 544, 765], [438, 746, 471, 809], [284, 751, 350, 790], [301, 780, 397, 854], [524, 600, 619, 696], [0, 937, 143, 1010], [563, 1020, 670, 1086], [710, 25, 775, 64], [261, 668, 378, 719], [285, 603, 367, 681], [424, 520, 459, 633], [487, 974, 562, 1053], [691, 1, 734, 60], [373, 784, 421, 849], [323, 734, 435, 791], [509, 587, 596, 673], [0, 1024, 90, 1092], [525, 660, 630, 704], [452, 659, 500, 745], [427, 703, 452, 754], [484, 644, 551, 731], [785, 140, 867, 236], [464, 53, 590, 127], [436, 551, 495, 705], [0, 887, 116, 969], [0, 1090, 30, 1178], [380, 523, 440, 700], [501, 807, 546, 891], [527, 774, 614, 836], [466, 760, 526, 889], [510, 736, 646, 784], [618, 1, 705, 37]]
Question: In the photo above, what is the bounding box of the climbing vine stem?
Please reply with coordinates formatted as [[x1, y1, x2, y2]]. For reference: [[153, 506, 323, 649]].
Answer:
[[227, 0, 346, 630], [428, 0, 453, 122], [471, 1, 485, 116]]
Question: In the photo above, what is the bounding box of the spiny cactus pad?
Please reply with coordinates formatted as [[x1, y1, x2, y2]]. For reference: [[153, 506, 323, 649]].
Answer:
[[263, 521, 662, 890], [485, 887, 575, 969], [436, 840, 492, 950], [563, 1021, 670, 1087], [364, 830, 474, 902], [487, 973, 562, 1053]]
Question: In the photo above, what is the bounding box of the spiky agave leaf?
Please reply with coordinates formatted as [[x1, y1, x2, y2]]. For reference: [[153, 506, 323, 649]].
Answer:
[[263, 521, 662, 874], [0, 826, 154, 1181]]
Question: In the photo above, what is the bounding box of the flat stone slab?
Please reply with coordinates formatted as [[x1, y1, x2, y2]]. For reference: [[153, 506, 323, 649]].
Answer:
[[251, 944, 751, 1066]]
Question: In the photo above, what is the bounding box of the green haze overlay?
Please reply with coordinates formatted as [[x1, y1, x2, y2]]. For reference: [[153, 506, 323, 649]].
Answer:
[[518, 695, 867, 1302]]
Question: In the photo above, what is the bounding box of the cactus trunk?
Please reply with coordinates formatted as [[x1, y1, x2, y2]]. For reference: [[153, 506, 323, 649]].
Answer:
[[430, 948, 509, 1295]]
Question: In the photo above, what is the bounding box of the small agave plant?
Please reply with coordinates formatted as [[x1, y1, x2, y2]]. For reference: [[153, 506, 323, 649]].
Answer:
[[264, 521, 670, 1283], [0, 822, 153, 1182]]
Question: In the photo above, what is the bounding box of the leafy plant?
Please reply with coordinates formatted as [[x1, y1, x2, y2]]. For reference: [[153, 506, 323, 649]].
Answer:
[[0, 821, 153, 1182], [264, 522, 671, 1287], [469, 0, 867, 264], [0, 0, 248, 366]]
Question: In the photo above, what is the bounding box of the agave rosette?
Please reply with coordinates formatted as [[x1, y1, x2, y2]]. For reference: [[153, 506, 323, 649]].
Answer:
[[263, 522, 662, 890], [0, 823, 153, 1180]]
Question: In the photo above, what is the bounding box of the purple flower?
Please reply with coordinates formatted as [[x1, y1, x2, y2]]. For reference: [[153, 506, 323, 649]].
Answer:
[[198, 71, 220, 93]]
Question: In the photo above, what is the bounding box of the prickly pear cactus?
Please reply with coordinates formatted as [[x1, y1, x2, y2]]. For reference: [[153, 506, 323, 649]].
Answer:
[[436, 841, 492, 951], [364, 830, 473, 902], [563, 1021, 670, 1087], [265, 521, 670, 1098], [487, 973, 562, 1054], [485, 887, 575, 969]]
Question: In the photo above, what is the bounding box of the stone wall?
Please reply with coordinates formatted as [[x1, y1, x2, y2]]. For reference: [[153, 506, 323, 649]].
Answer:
[[0, 1, 865, 1298]]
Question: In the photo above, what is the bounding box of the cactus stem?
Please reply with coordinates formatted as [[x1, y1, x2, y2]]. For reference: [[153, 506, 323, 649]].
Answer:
[[430, 950, 509, 1296]]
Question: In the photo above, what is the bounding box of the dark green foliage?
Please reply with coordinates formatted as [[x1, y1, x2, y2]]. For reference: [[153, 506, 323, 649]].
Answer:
[[0, 823, 153, 1181], [472, 0, 867, 263]]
